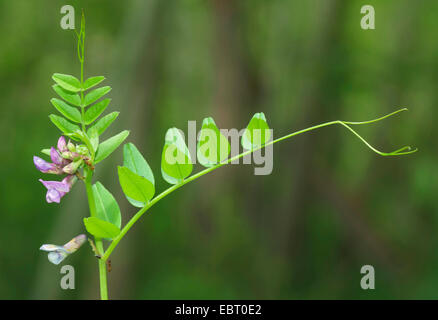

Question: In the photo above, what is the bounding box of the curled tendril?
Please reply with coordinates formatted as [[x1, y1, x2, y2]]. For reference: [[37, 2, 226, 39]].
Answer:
[[337, 108, 417, 156], [270, 107, 417, 157]]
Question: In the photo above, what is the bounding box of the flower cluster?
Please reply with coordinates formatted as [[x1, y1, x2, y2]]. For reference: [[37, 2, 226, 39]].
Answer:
[[33, 136, 88, 203]]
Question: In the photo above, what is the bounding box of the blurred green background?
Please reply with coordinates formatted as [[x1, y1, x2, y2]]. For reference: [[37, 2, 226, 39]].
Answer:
[[0, 0, 435, 299]]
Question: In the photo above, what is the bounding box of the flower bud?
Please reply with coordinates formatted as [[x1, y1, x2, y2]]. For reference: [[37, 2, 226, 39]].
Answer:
[[67, 140, 76, 152], [76, 145, 88, 156], [57, 136, 68, 153], [63, 159, 83, 175]]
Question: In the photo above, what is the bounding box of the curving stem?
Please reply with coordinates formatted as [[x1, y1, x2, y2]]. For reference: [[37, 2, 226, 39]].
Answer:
[[101, 108, 417, 262]]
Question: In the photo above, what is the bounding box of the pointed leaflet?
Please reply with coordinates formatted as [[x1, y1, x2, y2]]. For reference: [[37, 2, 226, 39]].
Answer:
[[83, 217, 120, 239], [122, 143, 155, 207], [87, 112, 119, 136], [84, 99, 111, 124], [50, 98, 82, 123], [118, 167, 155, 205], [41, 149, 51, 156], [84, 86, 111, 107], [52, 85, 81, 107], [83, 76, 105, 91], [241, 112, 271, 150], [95, 130, 130, 163], [197, 117, 230, 167], [88, 127, 99, 152], [52, 73, 81, 92], [49, 114, 80, 135], [161, 128, 193, 184], [92, 182, 121, 228]]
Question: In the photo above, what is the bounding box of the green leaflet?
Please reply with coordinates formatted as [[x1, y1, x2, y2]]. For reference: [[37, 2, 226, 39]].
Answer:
[[49, 114, 80, 135], [41, 149, 51, 156], [52, 85, 81, 107], [84, 99, 111, 124], [122, 143, 155, 207], [92, 182, 121, 228], [161, 128, 193, 184], [241, 112, 271, 150], [88, 127, 99, 152], [95, 130, 130, 164], [83, 217, 120, 240], [118, 166, 155, 204], [52, 73, 81, 92], [83, 76, 105, 91], [50, 98, 82, 123], [87, 112, 119, 136], [84, 86, 111, 107], [197, 117, 230, 167]]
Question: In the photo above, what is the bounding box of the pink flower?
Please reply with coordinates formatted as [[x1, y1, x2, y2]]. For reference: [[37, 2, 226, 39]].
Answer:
[[34, 136, 77, 175], [33, 156, 63, 174], [39, 175, 76, 203]]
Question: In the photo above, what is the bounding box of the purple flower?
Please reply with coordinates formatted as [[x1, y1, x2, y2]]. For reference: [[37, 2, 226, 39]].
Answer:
[[33, 136, 83, 175], [57, 136, 68, 153], [34, 136, 86, 203], [39, 175, 76, 203], [50, 147, 65, 166], [33, 156, 63, 174]]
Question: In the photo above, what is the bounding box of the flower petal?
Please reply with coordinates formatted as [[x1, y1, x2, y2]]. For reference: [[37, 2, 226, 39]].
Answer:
[[50, 147, 64, 166], [46, 189, 64, 203], [33, 156, 56, 173], [40, 244, 64, 252], [57, 136, 67, 153], [39, 179, 70, 193], [63, 234, 87, 253], [62, 175, 77, 188], [48, 251, 69, 265]]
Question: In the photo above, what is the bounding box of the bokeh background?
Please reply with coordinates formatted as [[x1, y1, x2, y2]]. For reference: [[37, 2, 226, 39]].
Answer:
[[0, 0, 436, 299]]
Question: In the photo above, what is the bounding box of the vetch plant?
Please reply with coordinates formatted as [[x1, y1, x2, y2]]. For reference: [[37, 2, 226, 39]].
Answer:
[[35, 14, 417, 300]]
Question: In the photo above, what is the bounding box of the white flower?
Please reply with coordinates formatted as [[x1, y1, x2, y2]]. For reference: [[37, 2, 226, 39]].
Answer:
[[40, 234, 87, 265]]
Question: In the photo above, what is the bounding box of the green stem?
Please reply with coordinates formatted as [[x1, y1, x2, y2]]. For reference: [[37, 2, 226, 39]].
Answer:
[[101, 108, 417, 261], [96, 241, 108, 300], [84, 168, 108, 300], [76, 11, 108, 300]]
